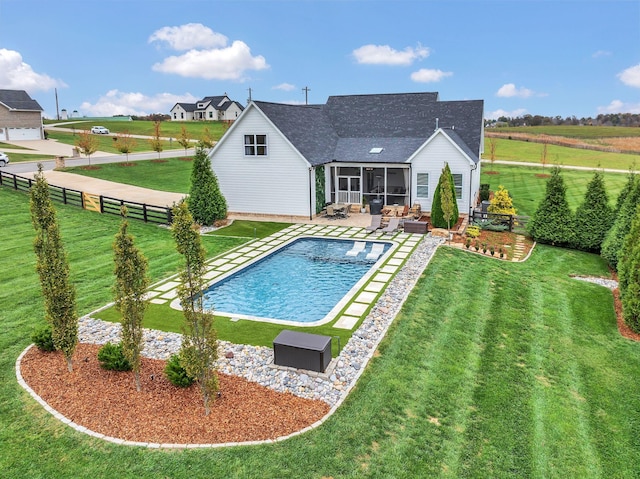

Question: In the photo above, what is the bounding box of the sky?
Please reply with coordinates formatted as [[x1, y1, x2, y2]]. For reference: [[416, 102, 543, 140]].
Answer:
[[0, 0, 638, 121]]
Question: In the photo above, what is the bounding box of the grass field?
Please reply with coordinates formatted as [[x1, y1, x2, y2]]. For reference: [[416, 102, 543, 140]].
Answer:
[[2, 186, 639, 477], [480, 164, 630, 216], [46, 119, 228, 139], [490, 125, 640, 139], [62, 157, 193, 193], [482, 137, 639, 170]]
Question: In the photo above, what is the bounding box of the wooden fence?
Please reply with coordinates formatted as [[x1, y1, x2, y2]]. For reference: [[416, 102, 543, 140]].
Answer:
[[0, 170, 173, 225]]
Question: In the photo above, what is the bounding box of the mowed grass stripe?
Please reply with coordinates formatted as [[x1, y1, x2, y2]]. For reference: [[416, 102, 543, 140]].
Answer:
[[344, 248, 496, 477], [459, 263, 537, 477]]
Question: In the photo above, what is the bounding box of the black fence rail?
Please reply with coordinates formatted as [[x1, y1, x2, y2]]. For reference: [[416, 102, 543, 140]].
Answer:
[[471, 210, 530, 234], [0, 170, 173, 225]]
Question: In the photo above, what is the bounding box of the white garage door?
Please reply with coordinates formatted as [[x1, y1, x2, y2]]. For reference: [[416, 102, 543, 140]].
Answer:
[[8, 128, 42, 140], [0, 128, 6, 141]]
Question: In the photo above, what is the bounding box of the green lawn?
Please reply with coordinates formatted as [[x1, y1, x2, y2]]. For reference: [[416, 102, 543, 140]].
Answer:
[[2, 185, 640, 477], [482, 137, 639, 170], [62, 157, 194, 193], [480, 164, 630, 216], [47, 119, 228, 139]]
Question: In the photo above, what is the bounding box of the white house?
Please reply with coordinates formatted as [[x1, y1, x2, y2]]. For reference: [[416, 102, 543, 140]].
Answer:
[[170, 95, 244, 122], [208, 92, 484, 219]]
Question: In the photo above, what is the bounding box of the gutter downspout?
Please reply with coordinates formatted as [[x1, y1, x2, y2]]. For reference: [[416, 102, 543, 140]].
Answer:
[[469, 161, 478, 217], [309, 167, 313, 221]]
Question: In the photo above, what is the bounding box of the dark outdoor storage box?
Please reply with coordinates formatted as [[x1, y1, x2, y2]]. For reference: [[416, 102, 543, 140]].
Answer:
[[403, 220, 428, 234], [273, 330, 332, 373]]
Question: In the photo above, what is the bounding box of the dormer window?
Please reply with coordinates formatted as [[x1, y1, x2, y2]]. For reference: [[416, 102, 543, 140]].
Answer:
[[369, 147, 384, 154]]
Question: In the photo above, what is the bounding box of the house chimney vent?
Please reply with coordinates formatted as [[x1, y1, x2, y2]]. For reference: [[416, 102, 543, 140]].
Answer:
[[435, 118, 439, 130]]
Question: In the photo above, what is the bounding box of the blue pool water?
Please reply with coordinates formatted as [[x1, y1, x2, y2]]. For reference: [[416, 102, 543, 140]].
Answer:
[[202, 237, 391, 323]]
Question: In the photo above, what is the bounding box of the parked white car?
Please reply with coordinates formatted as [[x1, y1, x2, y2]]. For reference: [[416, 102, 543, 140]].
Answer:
[[0, 152, 9, 167], [91, 126, 110, 134]]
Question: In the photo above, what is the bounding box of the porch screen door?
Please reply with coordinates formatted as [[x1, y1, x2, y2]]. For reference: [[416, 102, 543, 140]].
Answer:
[[337, 176, 361, 204]]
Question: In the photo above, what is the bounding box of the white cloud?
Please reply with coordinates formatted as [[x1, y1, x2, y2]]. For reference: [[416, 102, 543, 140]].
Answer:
[[496, 83, 534, 98], [597, 99, 640, 114], [352, 44, 430, 66], [592, 50, 612, 59], [618, 64, 640, 88], [410, 68, 452, 83], [273, 83, 296, 91], [485, 108, 528, 120], [0, 48, 66, 92], [152, 40, 268, 81], [149, 23, 228, 50], [79, 90, 198, 117]]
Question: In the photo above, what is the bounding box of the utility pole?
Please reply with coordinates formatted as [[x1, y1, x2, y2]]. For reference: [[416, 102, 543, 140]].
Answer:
[[302, 86, 311, 105], [55, 88, 60, 121]]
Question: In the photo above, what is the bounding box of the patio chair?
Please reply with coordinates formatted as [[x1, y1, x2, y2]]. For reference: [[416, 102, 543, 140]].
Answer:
[[366, 242, 385, 260], [346, 241, 366, 257], [397, 204, 409, 217], [325, 205, 337, 219], [380, 217, 400, 234], [365, 215, 382, 233]]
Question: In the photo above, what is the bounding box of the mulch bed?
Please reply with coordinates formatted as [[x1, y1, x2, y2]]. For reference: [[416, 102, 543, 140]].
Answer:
[[118, 162, 135, 167], [151, 159, 168, 163], [613, 288, 640, 341], [20, 343, 330, 445]]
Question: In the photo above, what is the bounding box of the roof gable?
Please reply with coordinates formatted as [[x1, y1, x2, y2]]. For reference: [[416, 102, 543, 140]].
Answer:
[[0, 89, 43, 111], [237, 92, 483, 166]]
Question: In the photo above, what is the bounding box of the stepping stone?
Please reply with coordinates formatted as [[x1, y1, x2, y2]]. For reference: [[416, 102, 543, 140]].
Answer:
[[333, 315, 360, 330]]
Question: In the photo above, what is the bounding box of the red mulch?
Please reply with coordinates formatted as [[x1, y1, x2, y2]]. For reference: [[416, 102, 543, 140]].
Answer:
[[20, 343, 330, 445], [535, 173, 551, 178], [178, 157, 193, 162], [151, 159, 168, 163], [484, 171, 500, 175], [80, 165, 101, 170], [613, 288, 640, 341], [118, 162, 135, 167]]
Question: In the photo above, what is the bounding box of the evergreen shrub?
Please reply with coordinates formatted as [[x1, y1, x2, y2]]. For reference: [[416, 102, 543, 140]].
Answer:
[[165, 354, 195, 388], [32, 325, 55, 352], [97, 342, 132, 371]]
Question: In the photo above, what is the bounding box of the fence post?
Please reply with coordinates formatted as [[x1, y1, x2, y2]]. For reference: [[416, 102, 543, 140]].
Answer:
[[100, 196, 105, 213], [143, 204, 148, 222]]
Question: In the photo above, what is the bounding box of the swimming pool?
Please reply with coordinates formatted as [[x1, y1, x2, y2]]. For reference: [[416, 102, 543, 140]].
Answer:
[[200, 237, 392, 325]]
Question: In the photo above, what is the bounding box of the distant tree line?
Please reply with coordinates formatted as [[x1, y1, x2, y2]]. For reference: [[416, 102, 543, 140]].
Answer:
[[486, 113, 640, 128]]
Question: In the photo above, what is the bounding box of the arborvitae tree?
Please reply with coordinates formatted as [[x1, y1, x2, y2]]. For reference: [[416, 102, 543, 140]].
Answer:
[[572, 170, 614, 252], [188, 145, 227, 225], [614, 170, 636, 215], [528, 166, 574, 247], [601, 177, 640, 269], [113, 207, 150, 391], [618, 205, 640, 332], [30, 165, 78, 372], [172, 201, 219, 415], [430, 163, 458, 229], [488, 185, 517, 215], [440, 166, 455, 235]]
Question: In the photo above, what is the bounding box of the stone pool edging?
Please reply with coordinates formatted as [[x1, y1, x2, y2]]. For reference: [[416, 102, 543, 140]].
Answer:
[[17, 226, 444, 449]]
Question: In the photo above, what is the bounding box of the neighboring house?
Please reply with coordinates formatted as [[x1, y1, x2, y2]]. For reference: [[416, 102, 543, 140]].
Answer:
[[170, 94, 244, 122], [209, 92, 484, 220], [0, 89, 44, 141]]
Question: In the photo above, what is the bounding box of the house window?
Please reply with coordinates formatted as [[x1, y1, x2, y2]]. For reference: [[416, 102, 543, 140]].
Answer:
[[244, 134, 267, 156], [180, 112, 184, 119], [416, 173, 429, 197], [209, 111, 213, 118], [452, 173, 463, 199], [173, 112, 177, 119]]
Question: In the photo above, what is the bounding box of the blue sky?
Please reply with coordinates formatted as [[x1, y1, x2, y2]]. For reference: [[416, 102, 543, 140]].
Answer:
[[1, 0, 638, 120]]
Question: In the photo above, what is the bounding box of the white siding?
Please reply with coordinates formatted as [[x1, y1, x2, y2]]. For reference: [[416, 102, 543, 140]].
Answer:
[[210, 107, 313, 217], [410, 131, 474, 214]]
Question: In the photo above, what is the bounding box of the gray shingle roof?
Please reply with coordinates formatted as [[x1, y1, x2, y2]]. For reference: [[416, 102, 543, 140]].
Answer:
[[253, 92, 483, 166], [0, 89, 43, 111]]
